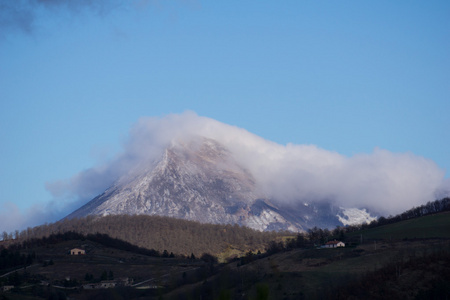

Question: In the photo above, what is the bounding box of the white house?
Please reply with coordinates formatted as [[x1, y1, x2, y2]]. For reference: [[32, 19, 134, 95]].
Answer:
[[70, 248, 86, 255], [323, 240, 345, 248]]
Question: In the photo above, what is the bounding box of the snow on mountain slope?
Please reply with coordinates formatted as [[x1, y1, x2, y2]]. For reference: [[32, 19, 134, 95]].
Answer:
[[67, 136, 376, 231], [337, 207, 377, 226]]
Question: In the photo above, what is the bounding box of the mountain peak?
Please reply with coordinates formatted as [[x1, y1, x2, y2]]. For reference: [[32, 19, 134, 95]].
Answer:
[[67, 136, 365, 231]]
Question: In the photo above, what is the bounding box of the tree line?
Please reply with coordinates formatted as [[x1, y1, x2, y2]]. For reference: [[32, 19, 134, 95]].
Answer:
[[262, 197, 450, 255], [335, 197, 450, 236], [2, 198, 448, 257], [2, 215, 284, 257], [6, 231, 162, 258], [0, 248, 35, 271], [374, 197, 450, 226]]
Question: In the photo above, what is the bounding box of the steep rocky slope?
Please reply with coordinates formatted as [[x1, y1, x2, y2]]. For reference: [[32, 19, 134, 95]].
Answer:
[[68, 137, 374, 231]]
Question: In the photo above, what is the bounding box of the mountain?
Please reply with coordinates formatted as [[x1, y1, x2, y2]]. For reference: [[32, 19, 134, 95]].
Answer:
[[67, 136, 375, 231]]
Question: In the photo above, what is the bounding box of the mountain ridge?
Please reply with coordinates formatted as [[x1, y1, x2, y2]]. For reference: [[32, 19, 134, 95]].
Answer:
[[67, 136, 375, 231]]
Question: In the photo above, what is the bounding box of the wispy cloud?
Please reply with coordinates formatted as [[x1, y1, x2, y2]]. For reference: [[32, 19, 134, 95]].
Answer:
[[0, 0, 150, 38], [0, 1, 34, 35], [0, 0, 198, 37], [0, 201, 63, 234], [0, 0, 113, 35], [46, 111, 449, 219]]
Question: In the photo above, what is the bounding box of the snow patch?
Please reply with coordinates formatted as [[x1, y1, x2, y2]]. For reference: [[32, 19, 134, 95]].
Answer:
[[337, 207, 376, 226]]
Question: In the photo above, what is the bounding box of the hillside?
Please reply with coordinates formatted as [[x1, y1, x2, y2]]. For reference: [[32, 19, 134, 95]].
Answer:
[[1, 212, 449, 299], [166, 211, 450, 299], [0, 233, 214, 300], [5, 215, 285, 259], [347, 211, 450, 241]]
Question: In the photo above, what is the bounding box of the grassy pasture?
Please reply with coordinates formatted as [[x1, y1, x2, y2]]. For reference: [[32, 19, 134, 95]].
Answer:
[[236, 238, 450, 299], [348, 211, 450, 241], [216, 212, 450, 299]]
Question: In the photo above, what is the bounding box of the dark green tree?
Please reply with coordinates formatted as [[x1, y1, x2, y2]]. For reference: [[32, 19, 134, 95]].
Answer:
[[100, 270, 108, 281]]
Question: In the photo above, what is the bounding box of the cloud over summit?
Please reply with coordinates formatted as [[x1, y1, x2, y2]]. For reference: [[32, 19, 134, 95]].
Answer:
[[47, 112, 448, 216]]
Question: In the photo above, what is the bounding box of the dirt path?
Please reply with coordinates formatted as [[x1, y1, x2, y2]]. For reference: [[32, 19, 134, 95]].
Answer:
[[0, 264, 41, 278]]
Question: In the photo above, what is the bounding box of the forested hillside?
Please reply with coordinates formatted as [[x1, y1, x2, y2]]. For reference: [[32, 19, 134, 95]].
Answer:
[[1, 200, 449, 299], [2, 215, 284, 257], [2, 198, 448, 258]]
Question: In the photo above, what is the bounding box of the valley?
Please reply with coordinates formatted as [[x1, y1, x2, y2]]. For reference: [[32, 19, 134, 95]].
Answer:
[[1, 209, 449, 299]]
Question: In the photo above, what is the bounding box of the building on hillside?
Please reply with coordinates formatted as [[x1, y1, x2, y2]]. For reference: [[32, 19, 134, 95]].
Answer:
[[70, 248, 86, 255], [82, 281, 116, 290], [0, 286, 14, 292], [82, 278, 132, 290], [323, 240, 345, 248]]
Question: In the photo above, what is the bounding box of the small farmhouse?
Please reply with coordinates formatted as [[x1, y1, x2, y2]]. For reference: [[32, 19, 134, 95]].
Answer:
[[0, 285, 14, 292], [70, 248, 86, 255], [82, 278, 132, 290], [323, 240, 345, 248]]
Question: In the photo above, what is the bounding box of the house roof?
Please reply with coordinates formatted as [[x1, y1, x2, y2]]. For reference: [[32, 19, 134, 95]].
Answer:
[[325, 240, 343, 245]]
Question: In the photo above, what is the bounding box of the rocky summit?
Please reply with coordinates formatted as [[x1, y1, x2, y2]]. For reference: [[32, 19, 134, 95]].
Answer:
[[67, 136, 375, 231]]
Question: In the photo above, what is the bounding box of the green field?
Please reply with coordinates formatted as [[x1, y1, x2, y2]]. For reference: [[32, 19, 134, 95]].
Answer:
[[348, 211, 450, 241]]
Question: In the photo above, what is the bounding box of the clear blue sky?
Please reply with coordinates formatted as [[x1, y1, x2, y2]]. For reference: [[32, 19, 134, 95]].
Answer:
[[1, 1, 449, 231]]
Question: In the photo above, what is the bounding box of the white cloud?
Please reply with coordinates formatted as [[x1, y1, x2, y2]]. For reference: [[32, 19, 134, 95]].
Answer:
[[0, 201, 62, 234], [46, 111, 447, 218]]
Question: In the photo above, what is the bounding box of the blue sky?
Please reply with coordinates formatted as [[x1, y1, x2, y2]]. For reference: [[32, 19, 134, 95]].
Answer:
[[1, 1, 449, 232]]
